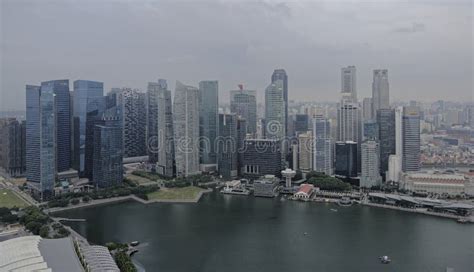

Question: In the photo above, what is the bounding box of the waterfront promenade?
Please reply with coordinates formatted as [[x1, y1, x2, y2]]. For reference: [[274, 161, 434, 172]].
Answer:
[[363, 202, 474, 222], [45, 188, 213, 214]]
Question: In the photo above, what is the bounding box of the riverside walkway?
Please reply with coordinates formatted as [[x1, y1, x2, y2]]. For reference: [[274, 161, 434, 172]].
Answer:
[[44, 189, 213, 214], [363, 202, 474, 222]]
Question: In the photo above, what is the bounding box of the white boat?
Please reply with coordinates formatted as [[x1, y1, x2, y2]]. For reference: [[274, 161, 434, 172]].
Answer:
[[379, 255, 391, 264], [330, 208, 338, 212]]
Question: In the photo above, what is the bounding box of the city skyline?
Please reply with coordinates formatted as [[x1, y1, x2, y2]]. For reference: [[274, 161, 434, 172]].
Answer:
[[1, 0, 473, 111]]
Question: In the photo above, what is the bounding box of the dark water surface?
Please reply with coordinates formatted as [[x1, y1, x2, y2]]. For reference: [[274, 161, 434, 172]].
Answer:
[[57, 192, 474, 272]]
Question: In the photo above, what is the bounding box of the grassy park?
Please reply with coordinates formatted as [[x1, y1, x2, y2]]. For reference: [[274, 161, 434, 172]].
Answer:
[[147, 186, 206, 201], [0, 189, 28, 208]]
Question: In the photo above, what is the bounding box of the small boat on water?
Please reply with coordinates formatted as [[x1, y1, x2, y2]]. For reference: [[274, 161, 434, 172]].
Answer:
[[379, 255, 391, 264], [130, 241, 140, 247], [457, 218, 469, 224], [330, 208, 338, 212]]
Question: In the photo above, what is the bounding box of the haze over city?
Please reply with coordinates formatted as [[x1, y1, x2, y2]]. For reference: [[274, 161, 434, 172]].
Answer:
[[1, 0, 472, 111]]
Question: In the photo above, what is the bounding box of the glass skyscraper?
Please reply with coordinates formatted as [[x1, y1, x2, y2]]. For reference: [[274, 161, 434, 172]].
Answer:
[[174, 81, 200, 177], [199, 80, 218, 165], [92, 107, 123, 188], [147, 79, 174, 177], [41, 80, 71, 172], [402, 106, 421, 172], [73, 80, 104, 174], [271, 69, 288, 136], [230, 88, 257, 135], [217, 113, 238, 179], [26, 84, 56, 199], [377, 109, 396, 178]]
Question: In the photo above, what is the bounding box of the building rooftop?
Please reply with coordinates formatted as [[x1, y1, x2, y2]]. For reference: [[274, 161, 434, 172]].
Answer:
[[0, 236, 83, 272]]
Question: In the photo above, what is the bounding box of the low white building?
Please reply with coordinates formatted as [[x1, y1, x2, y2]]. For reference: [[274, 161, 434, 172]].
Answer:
[[402, 172, 473, 197]]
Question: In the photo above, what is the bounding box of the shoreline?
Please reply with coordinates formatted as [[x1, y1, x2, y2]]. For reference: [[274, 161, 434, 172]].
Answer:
[[362, 202, 474, 222], [45, 188, 213, 214]]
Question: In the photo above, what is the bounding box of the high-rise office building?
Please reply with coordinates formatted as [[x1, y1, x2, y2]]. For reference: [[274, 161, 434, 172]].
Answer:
[[83, 98, 106, 180], [334, 141, 358, 178], [230, 87, 257, 135], [92, 107, 123, 188], [337, 93, 361, 143], [147, 80, 174, 177], [199, 80, 219, 165], [72, 80, 104, 174], [363, 120, 378, 141], [294, 114, 309, 134], [313, 117, 333, 175], [402, 106, 421, 172], [26, 84, 56, 199], [265, 79, 286, 140], [0, 118, 26, 177], [271, 69, 288, 136], [372, 69, 389, 117], [174, 81, 200, 177], [297, 132, 312, 172], [341, 66, 357, 101], [360, 140, 382, 188], [236, 117, 247, 176], [42, 80, 71, 172], [377, 109, 396, 178], [337, 93, 361, 172], [217, 113, 238, 179], [362, 97, 373, 120], [122, 88, 147, 158], [241, 139, 282, 179]]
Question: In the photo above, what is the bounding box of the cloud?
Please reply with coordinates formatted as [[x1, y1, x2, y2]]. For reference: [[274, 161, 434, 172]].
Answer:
[[392, 22, 426, 33]]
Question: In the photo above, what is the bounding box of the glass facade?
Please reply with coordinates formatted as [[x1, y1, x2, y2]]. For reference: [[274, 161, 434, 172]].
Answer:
[[199, 81, 218, 165], [41, 80, 70, 172], [73, 80, 104, 173]]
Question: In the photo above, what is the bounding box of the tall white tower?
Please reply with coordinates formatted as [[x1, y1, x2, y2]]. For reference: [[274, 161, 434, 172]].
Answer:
[[281, 168, 296, 188]]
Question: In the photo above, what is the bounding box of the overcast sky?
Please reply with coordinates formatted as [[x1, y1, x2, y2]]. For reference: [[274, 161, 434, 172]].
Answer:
[[0, 0, 472, 111]]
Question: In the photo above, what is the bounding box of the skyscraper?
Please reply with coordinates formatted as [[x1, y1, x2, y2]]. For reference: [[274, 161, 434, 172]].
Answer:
[[122, 88, 147, 158], [297, 132, 312, 172], [335, 141, 358, 178], [360, 140, 382, 188], [363, 120, 378, 141], [341, 66, 357, 101], [241, 139, 282, 179], [337, 93, 361, 172], [265, 79, 286, 140], [72, 80, 104, 174], [294, 114, 309, 134], [402, 106, 421, 172], [83, 98, 106, 181], [26, 84, 56, 199], [271, 69, 288, 136], [199, 80, 218, 165], [337, 93, 361, 143], [230, 87, 257, 135], [372, 69, 390, 117], [174, 81, 200, 177], [313, 117, 333, 175], [0, 118, 26, 177], [362, 97, 373, 120], [42, 80, 71, 172], [147, 80, 174, 177], [92, 107, 123, 188], [377, 108, 396, 178], [217, 113, 238, 179]]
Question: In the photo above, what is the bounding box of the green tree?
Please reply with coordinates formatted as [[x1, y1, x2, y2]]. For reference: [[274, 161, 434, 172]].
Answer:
[[39, 225, 49, 238]]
